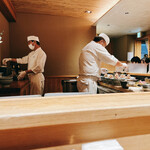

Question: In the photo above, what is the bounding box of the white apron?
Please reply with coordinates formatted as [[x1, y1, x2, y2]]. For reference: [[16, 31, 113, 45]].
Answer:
[[28, 73, 45, 95], [77, 76, 98, 94]]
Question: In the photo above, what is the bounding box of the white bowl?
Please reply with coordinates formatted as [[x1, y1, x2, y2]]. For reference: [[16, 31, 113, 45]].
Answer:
[[142, 84, 150, 89]]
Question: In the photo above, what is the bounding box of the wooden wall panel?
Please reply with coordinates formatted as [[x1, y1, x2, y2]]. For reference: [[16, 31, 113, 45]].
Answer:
[[44, 75, 77, 93], [10, 13, 96, 76], [135, 40, 142, 58], [106, 42, 113, 54]]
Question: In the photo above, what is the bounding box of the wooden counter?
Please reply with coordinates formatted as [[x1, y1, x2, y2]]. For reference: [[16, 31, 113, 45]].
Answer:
[[128, 72, 150, 77], [109, 71, 150, 77], [98, 81, 132, 92], [0, 80, 30, 96], [1, 92, 150, 149]]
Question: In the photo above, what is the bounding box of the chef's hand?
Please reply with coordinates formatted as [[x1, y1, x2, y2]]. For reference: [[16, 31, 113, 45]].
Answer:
[[17, 71, 26, 80], [122, 63, 128, 71], [2, 58, 12, 65], [122, 63, 128, 68]]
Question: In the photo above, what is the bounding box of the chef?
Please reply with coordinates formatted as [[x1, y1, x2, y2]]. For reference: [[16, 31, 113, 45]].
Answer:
[[2, 35, 47, 95], [77, 33, 127, 94]]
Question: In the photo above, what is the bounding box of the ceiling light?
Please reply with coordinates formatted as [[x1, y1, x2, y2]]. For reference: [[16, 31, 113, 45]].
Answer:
[[107, 24, 110, 26], [125, 12, 129, 14], [85, 10, 92, 14]]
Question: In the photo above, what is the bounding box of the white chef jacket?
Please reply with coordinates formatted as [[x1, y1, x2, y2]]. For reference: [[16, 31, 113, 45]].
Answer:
[[17, 47, 47, 95], [79, 41, 118, 77], [77, 41, 118, 93]]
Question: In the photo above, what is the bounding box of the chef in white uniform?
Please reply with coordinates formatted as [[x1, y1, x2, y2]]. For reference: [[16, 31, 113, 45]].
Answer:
[[77, 33, 127, 94], [2, 35, 47, 95]]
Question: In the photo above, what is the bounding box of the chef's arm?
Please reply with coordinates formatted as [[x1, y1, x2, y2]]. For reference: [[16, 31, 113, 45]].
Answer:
[[10, 59, 33, 74], [25, 70, 34, 74], [11, 58, 17, 62], [18, 69, 34, 80], [3, 55, 29, 64], [115, 61, 128, 69]]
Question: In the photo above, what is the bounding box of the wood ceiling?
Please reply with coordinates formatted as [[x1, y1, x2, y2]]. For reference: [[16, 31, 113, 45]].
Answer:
[[11, 0, 120, 24]]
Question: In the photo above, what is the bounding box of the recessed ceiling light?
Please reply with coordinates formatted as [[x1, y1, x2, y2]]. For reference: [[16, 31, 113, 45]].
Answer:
[[125, 12, 129, 14], [85, 10, 92, 14]]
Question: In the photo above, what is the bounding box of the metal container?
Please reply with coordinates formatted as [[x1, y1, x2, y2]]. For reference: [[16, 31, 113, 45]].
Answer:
[[61, 79, 78, 92]]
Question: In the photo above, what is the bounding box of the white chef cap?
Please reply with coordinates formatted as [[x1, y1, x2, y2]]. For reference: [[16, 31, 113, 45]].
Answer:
[[27, 36, 39, 42], [99, 33, 110, 46]]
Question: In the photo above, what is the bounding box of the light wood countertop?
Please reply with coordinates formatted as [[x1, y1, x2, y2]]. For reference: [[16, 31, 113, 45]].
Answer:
[[1, 92, 150, 149], [0, 92, 150, 130]]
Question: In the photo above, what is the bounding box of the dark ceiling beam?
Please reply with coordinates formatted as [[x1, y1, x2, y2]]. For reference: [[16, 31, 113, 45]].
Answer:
[[0, 0, 16, 22]]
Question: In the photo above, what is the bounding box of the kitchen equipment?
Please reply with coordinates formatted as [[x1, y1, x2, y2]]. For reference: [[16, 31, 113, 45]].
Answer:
[[0, 66, 12, 76], [1, 61, 28, 80], [0, 76, 13, 87], [7, 61, 27, 74], [61, 79, 78, 92]]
